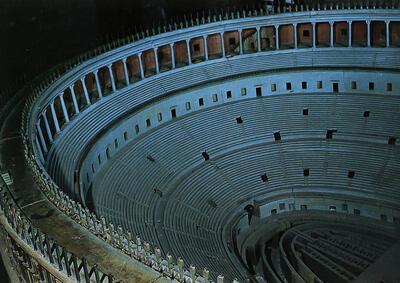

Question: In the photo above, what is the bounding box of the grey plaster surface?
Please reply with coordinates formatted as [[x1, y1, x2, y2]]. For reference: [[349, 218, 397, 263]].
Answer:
[[0, 97, 170, 282]]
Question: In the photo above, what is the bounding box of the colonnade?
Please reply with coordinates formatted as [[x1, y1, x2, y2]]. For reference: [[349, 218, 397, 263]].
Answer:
[[34, 18, 400, 163]]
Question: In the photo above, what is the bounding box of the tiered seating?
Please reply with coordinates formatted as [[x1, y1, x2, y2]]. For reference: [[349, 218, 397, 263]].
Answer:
[[86, 94, 400, 280]]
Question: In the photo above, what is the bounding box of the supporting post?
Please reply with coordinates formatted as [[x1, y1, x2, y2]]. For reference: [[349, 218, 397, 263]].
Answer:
[[330, 21, 334, 47], [122, 58, 130, 85], [256, 27, 261, 52], [81, 78, 92, 105], [49, 102, 60, 133], [275, 25, 280, 50], [59, 93, 69, 123], [386, 20, 390, 47], [69, 85, 80, 114], [170, 43, 176, 68], [154, 47, 160, 73], [186, 39, 192, 64], [239, 29, 243, 54], [138, 52, 145, 78], [94, 71, 103, 98], [203, 35, 209, 60], [36, 122, 48, 153], [293, 23, 298, 49], [107, 65, 116, 91], [220, 32, 225, 57], [367, 20, 371, 47], [42, 111, 53, 143], [35, 136, 45, 163], [312, 22, 316, 48], [348, 20, 352, 47]]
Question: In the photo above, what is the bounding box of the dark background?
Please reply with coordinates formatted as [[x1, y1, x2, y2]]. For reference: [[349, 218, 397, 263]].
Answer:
[[0, 0, 263, 90]]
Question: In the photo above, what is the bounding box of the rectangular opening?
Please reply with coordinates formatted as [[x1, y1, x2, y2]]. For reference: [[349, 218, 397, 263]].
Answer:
[[351, 81, 357, 90], [212, 93, 218, 102], [302, 81, 307, 89], [241, 88, 247, 96], [261, 173, 268, 182], [199, 98, 204, 106], [303, 168, 310, 176], [186, 102, 191, 110], [342, 203, 348, 211], [271, 208, 277, 215], [388, 136, 397, 145], [124, 131, 128, 141], [387, 83, 393, 92], [303, 108, 309, 116], [271, 84, 277, 92], [369, 82, 375, 90], [380, 214, 388, 221], [157, 112, 163, 121], [363, 111, 370, 118], [354, 208, 361, 215], [286, 82, 292, 91], [317, 81, 323, 89], [326, 129, 336, 139], [171, 108, 177, 118], [114, 139, 119, 149], [300, 205, 307, 211], [226, 90, 232, 98], [279, 203, 285, 210], [333, 82, 339, 93], [329, 205, 336, 211], [98, 154, 101, 164], [348, 170, 355, 178], [135, 124, 140, 134], [91, 163, 95, 173], [194, 43, 200, 51], [236, 116, 243, 124], [274, 131, 281, 142], [106, 147, 110, 159], [202, 151, 209, 161], [256, 87, 262, 97], [146, 118, 151, 127]]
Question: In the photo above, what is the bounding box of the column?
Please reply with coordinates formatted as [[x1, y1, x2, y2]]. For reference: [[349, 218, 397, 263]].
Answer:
[[256, 27, 261, 52], [122, 58, 130, 85], [330, 21, 334, 47], [59, 93, 69, 123], [35, 136, 45, 163], [239, 29, 243, 54], [312, 22, 316, 48], [107, 65, 116, 91], [203, 35, 209, 60], [93, 71, 103, 99], [42, 111, 53, 143], [386, 21, 390, 47], [275, 25, 280, 50], [154, 48, 160, 73], [49, 102, 60, 133], [81, 78, 91, 105], [293, 23, 298, 49], [170, 43, 176, 68], [138, 52, 145, 79], [36, 122, 48, 153], [348, 20, 352, 47], [367, 20, 371, 47], [69, 86, 80, 115], [220, 32, 225, 57], [186, 39, 192, 64]]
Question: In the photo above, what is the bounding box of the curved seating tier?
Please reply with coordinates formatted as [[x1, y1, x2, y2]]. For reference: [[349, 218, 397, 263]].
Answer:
[[90, 94, 400, 280]]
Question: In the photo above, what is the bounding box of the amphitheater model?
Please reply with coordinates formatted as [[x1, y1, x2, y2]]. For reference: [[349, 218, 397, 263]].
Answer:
[[0, 2, 400, 283]]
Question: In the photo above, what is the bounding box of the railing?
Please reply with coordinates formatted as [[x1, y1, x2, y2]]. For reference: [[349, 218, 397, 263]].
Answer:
[[16, 3, 400, 282], [0, 181, 113, 283]]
